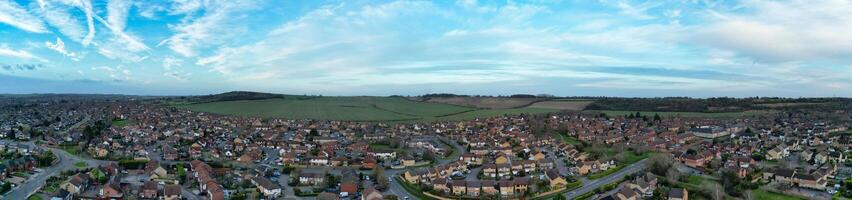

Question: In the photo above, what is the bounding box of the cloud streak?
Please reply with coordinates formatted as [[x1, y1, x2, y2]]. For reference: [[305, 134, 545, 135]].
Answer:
[[0, 0, 49, 33]]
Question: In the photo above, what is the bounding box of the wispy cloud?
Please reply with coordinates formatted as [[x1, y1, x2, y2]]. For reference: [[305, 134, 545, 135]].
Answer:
[[0, 46, 46, 62], [2, 63, 45, 71], [45, 37, 81, 61], [0, 0, 49, 33], [692, 0, 852, 62], [1, 0, 851, 96], [159, 1, 259, 57]]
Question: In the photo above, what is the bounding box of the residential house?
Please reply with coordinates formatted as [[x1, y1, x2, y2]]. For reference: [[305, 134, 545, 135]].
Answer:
[[163, 184, 182, 200], [252, 176, 282, 198], [668, 188, 688, 200]]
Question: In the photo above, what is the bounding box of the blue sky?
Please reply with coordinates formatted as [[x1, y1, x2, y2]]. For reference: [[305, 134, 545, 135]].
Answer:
[[1, 0, 851, 97]]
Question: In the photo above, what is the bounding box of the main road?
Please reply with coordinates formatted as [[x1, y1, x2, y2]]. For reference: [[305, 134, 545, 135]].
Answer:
[[564, 158, 650, 199]]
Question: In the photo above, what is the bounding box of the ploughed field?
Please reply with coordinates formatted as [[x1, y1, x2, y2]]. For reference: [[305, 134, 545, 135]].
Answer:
[[176, 96, 560, 122]]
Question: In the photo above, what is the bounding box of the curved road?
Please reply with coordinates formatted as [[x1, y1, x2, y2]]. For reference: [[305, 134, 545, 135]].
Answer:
[[386, 136, 467, 199], [2, 141, 110, 200], [564, 158, 649, 199]]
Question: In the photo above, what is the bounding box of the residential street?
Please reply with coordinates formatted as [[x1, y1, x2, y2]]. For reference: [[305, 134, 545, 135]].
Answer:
[[564, 158, 650, 199], [386, 136, 466, 199], [2, 140, 108, 200]]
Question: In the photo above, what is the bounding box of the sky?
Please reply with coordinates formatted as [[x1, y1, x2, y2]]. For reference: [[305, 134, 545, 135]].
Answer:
[[1, 0, 852, 97]]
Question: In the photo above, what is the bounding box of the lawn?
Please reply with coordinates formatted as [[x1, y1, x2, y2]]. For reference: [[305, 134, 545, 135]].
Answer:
[[60, 145, 80, 155], [586, 151, 648, 180], [177, 96, 559, 122], [554, 134, 582, 146], [751, 189, 805, 200], [623, 152, 650, 164], [111, 119, 130, 128], [588, 165, 624, 180], [27, 195, 42, 200], [74, 161, 87, 168], [368, 144, 397, 151], [583, 110, 778, 119], [13, 172, 31, 178], [686, 175, 704, 185], [41, 181, 60, 193]]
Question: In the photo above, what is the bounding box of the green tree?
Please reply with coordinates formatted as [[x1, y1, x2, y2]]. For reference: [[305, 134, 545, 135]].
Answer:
[[375, 167, 388, 189], [649, 154, 673, 176], [90, 168, 108, 184], [176, 164, 187, 181]]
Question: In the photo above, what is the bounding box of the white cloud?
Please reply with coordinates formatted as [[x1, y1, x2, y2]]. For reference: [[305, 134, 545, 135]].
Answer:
[[162, 57, 183, 70], [107, 0, 132, 31], [603, 0, 662, 20], [0, 0, 49, 33], [37, 2, 87, 43], [0, 46, 46, 62], [92, 65, 134, 81], [694, 0, 852, 62], [163, 70, 190, 81], [159, 1, 258, 57], [45, 37, 81, 61]]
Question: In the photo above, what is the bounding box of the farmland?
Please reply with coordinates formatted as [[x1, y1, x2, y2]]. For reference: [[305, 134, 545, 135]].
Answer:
[[582, 110, 779, 118], [176, 96, 559, 122], [413, 96, 542, 109], [528, 100, 592, 110]]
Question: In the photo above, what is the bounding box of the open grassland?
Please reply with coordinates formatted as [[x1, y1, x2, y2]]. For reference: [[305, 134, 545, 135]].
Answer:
[[416, 96, 542, 109], [176, 97, 559, 122], [751, 189, 805, 200], [754, 102, 827, 108], [528, 100, 592, 110], [583, 110, 778, 118]]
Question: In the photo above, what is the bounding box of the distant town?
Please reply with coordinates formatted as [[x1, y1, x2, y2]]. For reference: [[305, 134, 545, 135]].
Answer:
[[0, 93, 850, 200]]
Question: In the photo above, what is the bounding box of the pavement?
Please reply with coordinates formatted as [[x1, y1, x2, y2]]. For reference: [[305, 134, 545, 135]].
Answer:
[[181, 188, 202, 200], [564, 158, 650, 199]]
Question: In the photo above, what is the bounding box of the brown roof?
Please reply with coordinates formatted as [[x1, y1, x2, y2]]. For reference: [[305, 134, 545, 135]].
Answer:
[[142, 181, 158, 191], [252, 176, 280, 190], [340, 182, 357, 194], [669, 188, 686, 198], [164, 184, 181, 196]]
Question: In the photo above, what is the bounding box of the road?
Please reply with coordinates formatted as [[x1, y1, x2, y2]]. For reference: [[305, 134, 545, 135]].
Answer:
[[564, 158, 650, 199], [2, 140, 108, 200], [181, 188, 202, 200], [385, 136, 467, 199]]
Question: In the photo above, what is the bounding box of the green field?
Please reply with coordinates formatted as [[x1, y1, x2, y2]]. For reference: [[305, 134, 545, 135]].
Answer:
[[74, 161, 87, 168], [176, 97, 558, 122], [111, 119, 130, 128], [554, 134, 582, 145], [583, 110, 778, 118], [751, 189, 805, 200]]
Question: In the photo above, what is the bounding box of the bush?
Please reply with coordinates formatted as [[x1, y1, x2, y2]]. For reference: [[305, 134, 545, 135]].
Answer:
[[118, 159, 148, 169]]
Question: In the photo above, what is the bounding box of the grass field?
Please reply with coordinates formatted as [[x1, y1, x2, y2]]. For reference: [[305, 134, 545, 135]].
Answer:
[[416, 96, 541, 109], [583, 110, 778, 118], [751, 189, 805, 200], [528, 100, 592, 110], [111, 119, 130, 128], [177, 97, 559, 122], [74, 161, 87, 168], [554, 133, 582, 145]]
